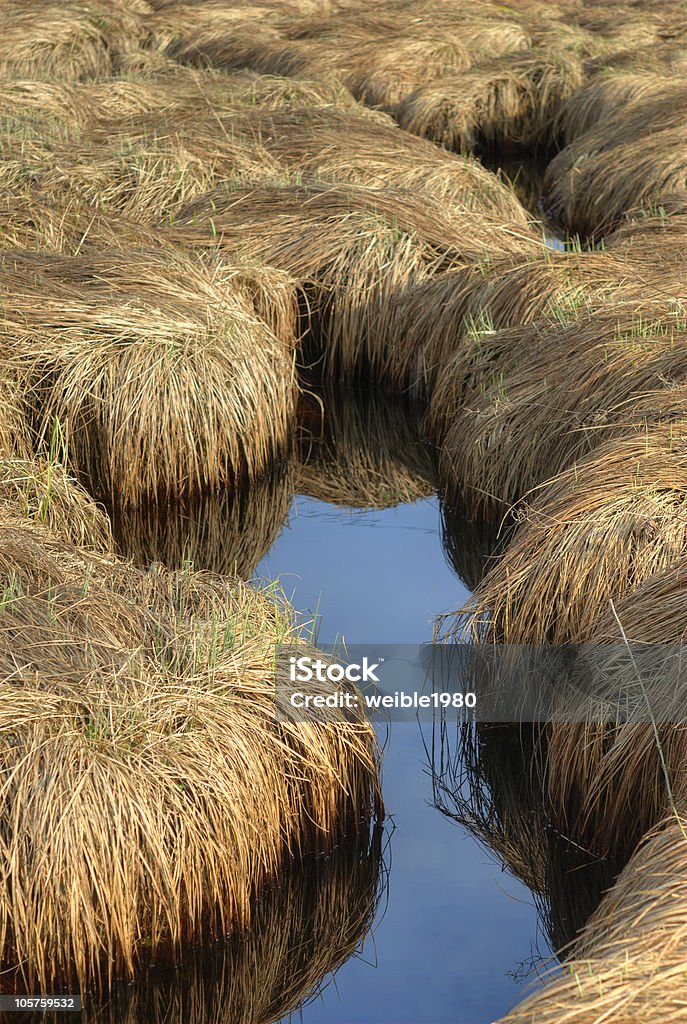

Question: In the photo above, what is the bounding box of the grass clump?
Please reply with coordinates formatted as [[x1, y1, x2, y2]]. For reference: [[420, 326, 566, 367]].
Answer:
[[0, 249, 298, 504], [0, 518, 381, 990], [173, 181, 540, 387], [398, 47, 584, 153], [434, 307, 687, 518], [448, 423, 687, 644], [497, 815, 687, 1023]]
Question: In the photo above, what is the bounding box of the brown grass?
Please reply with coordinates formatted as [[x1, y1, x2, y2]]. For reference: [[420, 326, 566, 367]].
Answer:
[[450, 423, 687, 643], [0, 519, 381, 990], [162, 14, 531, 113], [0, 249, 297, 504], [216, 106, 530, 223], [435, 307, 687, 518], [544, 77, 687, 236], [543, 555, 687, 865], [297, 386, 435, 509], [112, 463, 293, 579], [407, 244, 680, 409], [173, 182, 540, 387], [0, 458, 113, 553], [555, 72, 682, 143], [397, 48, 584, 153], [0, 0, 152, 81], [499, 815, 687, 1023]]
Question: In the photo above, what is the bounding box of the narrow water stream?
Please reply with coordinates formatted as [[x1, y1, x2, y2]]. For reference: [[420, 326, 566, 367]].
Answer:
[[257, 496, 545, 1023]]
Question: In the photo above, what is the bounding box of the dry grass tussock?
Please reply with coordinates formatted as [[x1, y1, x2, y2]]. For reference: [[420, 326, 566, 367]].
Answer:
[[0, 68, 369, 129], [542, 556, 687, 864], [297, 387, 435, 509], [498, 815, 687, 1023], [163, 15, 530, 114], [0, 519, 381, 989], [213, 106, 530, 224], [449, 423, 687, 644], [2, 112, 286, 223], [545, 77, 687, 236], [0, 249, 297, 504], [0, 0, 153, 81], [173, 182, 540, 387], [398, 48, 584, 153], [112, 463, 293, 579], [0, 457, 112, 554], [74, 831, 382, 1024], [435, 307, 687, 519], [402, 244, 681, 406]]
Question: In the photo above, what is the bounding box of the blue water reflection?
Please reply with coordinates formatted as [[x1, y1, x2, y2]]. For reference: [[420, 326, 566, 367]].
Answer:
[[258, 496, 544, 1024]]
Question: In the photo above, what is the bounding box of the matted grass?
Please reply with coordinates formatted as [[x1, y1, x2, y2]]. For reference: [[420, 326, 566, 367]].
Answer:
[[0, 458, 113, 553], [213, 106, 530, 223], [435, 307, 687, 518], [449, 423, 687, 643], [0, 249, 297, 504], [544, 77, 687, 236], [542, 555, 687, 864], [71, 831, 383, 1024], [173, 182, 540, 386], [297, 386, 435, 509], [397, 48, 584, 153], [498, 815, 687, 1023], [0, 0, 153, 81], [0, 519, 381, 990], [403, 245, 675, 406]]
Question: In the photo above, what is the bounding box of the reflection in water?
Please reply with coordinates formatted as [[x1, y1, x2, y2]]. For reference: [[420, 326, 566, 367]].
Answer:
[[82, 830, 384, 1024], [297, 385, 436, 509], [110, 461, 294, 579], [439, 497, 510, 592], [432, 721, 621, 959]]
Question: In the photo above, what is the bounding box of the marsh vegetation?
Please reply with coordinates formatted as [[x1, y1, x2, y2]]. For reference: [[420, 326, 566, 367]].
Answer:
[[0, 0, 686, 1020]]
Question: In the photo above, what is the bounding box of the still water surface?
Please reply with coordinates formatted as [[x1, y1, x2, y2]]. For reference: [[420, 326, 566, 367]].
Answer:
[[258, 496, 545, 1024]]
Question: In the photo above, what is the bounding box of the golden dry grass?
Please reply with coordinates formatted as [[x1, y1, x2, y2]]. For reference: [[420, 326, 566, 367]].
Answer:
[[0, 519, 381, 990], [397, 48, 584, 153], [0, 0, 152, 81], [213, 106, 530, 224], [542, 555, 687, 865], [545, 77, 687, 236], [0, 458, 113, 553], [162, 12, 531, 114], [297, 387, 435, 509], [173, 182, 540, 387], [435, 307, 687, 518], [449, 423, 687, 644], [404, 244, 682, 407], [0, 249, 297, 504], [499, 815, 687, 1023], [71, 831, 383, 1024]]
